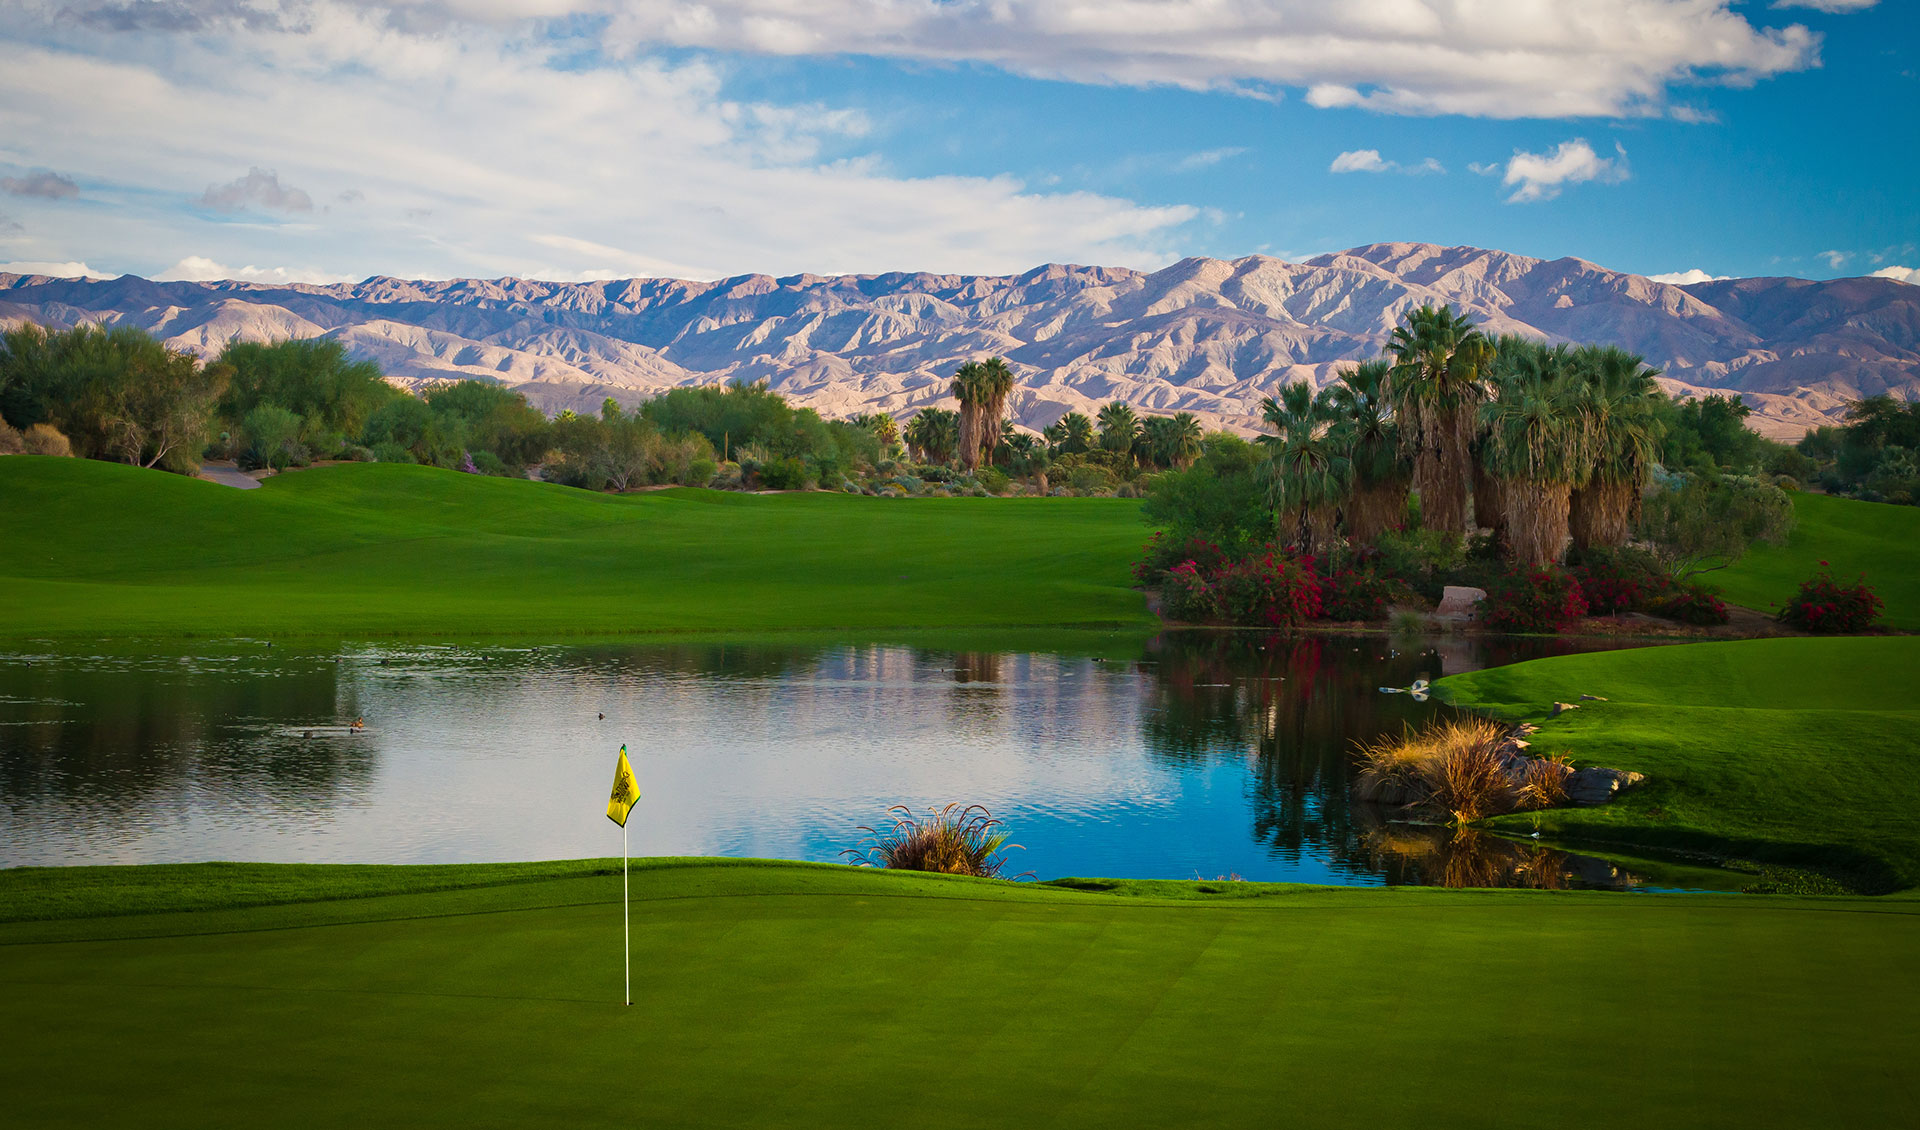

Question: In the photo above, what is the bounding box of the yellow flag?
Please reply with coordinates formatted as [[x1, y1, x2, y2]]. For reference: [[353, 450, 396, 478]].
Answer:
[[606, 745, 640, 827]]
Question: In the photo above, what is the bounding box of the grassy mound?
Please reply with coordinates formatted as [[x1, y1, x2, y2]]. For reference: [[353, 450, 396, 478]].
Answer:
[[0, 457, 1153, 639], [3, 860, 1916, 1129], [1716, 491, 1920, 629], [1437, 637, 1920, 890]]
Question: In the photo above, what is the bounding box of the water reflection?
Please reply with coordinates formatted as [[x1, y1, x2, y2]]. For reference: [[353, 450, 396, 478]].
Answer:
[[0, 633, 1688, 887]]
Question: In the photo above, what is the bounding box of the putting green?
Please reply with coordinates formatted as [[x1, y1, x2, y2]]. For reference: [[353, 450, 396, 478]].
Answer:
[[1439, 637, 1920, 890], [0, 457, 1154, 639], [1715, 491, 1920, 629], [3, 860, 1915, 1129]]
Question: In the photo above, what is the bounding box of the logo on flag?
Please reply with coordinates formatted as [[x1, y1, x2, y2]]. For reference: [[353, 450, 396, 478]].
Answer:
[[606, 745, 640, 827]]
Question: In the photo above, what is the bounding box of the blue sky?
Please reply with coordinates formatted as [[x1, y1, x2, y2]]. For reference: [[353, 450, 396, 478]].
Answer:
[[1, 1, 1914, 285]]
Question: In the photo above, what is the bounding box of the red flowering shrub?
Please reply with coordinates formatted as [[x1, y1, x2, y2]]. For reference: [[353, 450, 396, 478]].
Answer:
[[1317, 564, 1404, 622], [1134, 533, 1230, 586], [1482, 567, 1589, 634], [1159, 559, 1219, 622], [1569, 548, 1670, 616], [1779, 562, 1883, 633], [1651, 583, 1730, 626], [1212, 550, 1323, 628]]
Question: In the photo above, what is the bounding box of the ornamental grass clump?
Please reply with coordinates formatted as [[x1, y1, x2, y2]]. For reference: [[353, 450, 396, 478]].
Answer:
[[842, 803, 1022, 878], [1779, 562, 1884, 633], [1355, 718, 1516, 822]]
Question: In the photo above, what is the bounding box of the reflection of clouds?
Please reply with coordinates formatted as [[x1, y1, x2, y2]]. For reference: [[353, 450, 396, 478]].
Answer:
[[0, 635, 1650, 883]]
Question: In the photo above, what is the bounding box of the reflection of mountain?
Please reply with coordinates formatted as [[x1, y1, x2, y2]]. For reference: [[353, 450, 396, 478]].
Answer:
[[7, 242, 1915, 438]]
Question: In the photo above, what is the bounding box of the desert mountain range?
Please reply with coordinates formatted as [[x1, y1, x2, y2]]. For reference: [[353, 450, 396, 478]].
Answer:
[[4, 242, 1916, 439]]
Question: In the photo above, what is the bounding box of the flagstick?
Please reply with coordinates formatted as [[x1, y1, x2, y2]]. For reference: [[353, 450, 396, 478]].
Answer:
[[623, 819, 631, 1007]]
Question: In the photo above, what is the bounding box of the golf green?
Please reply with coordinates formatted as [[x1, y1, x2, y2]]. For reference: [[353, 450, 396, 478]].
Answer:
[[1438, 637, 1920, 890], [3, 860, 1915, 1129], [1715, 491, 1920, 629], [0, 456, 1154, 639]]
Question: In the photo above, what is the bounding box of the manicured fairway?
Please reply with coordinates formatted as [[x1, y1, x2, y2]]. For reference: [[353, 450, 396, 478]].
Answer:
[[1439, 637, 1920, 890], [2, 860, 1915, 1130], [0, 457, 1153, 638], [1715, 491, 1920, 629]]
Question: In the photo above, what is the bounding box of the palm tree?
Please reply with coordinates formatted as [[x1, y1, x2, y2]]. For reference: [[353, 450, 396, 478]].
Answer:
[[854, 412, 900, 452], [1137, 415, 1175, 469], [1097, 402, 1140, 457], [1568, 345, 1664, 551], [1321, 360, 1406, 544], [1386, 305, 1493, 535], [1164, 412, 1204, 469], [1479, 342, 1593, 566], [1259, 381, 1349, 555], [949, 357, 1016, 473], [1054, 411, 1095, 455], [904, 406, 960, 464]]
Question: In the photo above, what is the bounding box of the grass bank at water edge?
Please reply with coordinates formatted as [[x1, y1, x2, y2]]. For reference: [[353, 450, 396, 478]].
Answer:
[[1438, 636, 1920, 892]]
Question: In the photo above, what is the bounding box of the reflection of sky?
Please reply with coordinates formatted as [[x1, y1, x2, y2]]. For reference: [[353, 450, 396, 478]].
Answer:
[[0, 637, 1638, 883]]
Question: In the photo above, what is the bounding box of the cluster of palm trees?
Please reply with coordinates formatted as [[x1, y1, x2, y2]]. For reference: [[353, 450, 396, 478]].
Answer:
[[1264, 306, 1665, 566], [888, 358, 1206, 477]]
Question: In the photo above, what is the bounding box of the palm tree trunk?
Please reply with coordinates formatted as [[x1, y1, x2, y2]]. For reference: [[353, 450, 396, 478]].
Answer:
[[956, 404, 979, 471], [1503, 479, 1573, 566], [1568, 478, 1638, 551], [1415, 404, 1474, 535], [1473, 459, 1505, 532], [1346, 478, 1407, 545]]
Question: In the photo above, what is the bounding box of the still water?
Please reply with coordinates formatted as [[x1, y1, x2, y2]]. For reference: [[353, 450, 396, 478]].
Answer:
[[0, 632, 1687, 887]]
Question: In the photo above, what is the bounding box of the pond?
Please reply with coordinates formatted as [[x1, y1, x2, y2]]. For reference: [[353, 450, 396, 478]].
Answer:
[[0, 631, 1725, 889]]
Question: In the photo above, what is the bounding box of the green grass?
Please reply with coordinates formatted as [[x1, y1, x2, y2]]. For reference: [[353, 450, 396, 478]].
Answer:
[[0, 457, 1155, 639], [3, 860, 1916, 1129], [1715, 491, 1920, 629], [1438, 637, 1920, 890]]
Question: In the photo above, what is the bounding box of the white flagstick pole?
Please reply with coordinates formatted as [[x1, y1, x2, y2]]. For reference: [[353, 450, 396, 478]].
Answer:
[[623, 818, 631, 1007]]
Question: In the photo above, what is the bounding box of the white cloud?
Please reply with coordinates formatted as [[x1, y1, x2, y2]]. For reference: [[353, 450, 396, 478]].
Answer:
[[1771, 2, 1877, 12], [1, 170, 80, 199], [1174, 147, 1248, 172], [1330, 150, 1444, 175], [0, 260, 103, 277], [1819, 250, 1851, 269], [197, 168, 315, 213], [1869, 266, 1919, 285], [1502, 139, 1630, 203], [1647, 269, 1730, 285], [41, 1, 1828, 120], [1467, 161, 1500, 176], [0, 4, 1200, 280], [154, 256, 352, 284]]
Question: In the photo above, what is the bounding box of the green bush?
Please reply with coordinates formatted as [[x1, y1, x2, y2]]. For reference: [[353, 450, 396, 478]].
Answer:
[[370, 441, 416, 464]]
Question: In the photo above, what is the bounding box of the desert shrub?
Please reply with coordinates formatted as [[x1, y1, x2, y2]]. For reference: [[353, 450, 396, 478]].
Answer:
[[1134, 533, 1230, 586], [1568, 546, 1670, 615], [341, 444, 375, 463], [756, 455, 810, 490], [0, 422, 22, 454], [1482, 566, 1589, 634], [1354, 719, 1518, 823], [1068, 463, 1117, 493], [1159, 559, 1219, 622], [1778, 563, 1884, 633], [1515, 755, 1575, 811], [1651, 582, 1730, 626], [1212, 550, 1322, 628], [370, 441, 415, 464], [978, 467, 1011, 495], [841, 803, 1021, 878], [468, 450, 508, 475], [1317, 563, 1405, 622]]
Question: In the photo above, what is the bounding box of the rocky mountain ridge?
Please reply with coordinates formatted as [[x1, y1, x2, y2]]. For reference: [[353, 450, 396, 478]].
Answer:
[[4, 242, 1916, 438]]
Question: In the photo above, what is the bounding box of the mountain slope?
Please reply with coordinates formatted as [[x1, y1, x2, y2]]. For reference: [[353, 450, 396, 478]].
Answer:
[[4, 244, 1915, 437]]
